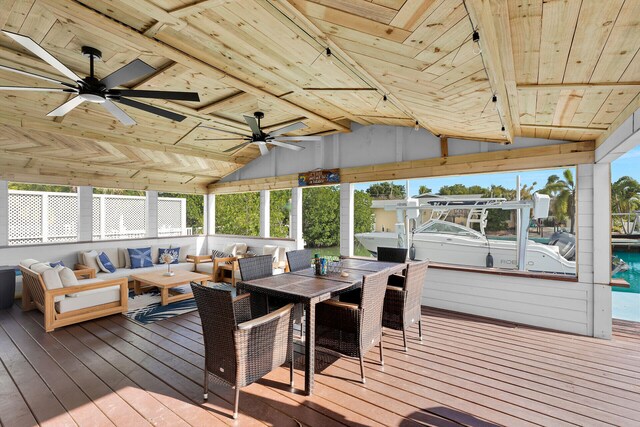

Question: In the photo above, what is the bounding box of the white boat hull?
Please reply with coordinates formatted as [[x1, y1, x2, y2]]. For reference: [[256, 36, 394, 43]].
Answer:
[[356, 231, 576, 275]]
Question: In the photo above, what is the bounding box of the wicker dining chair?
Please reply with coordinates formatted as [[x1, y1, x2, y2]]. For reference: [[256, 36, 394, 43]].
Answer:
[[315, 270, 389, 384], [383, 260, 429, 352], [377, 246, 408, 263], [191, 283, 294, 420], [286, 249, 313, 272], [238, 255, 302, 323]]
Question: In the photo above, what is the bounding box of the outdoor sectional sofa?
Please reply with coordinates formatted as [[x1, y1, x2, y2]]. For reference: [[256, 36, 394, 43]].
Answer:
[[74, 244, 196, 281]]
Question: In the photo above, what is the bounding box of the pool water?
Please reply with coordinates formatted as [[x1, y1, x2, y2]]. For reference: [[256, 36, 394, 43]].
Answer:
[[612, 250, 640, 293], [612, 250, 640, 322]]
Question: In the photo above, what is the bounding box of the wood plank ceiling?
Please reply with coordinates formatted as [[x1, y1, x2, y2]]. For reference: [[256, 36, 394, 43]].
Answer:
[[0, 0, 638, 193]]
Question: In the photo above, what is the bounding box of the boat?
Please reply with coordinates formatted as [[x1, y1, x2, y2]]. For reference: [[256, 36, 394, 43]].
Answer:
[[356, 219, 577, 275]]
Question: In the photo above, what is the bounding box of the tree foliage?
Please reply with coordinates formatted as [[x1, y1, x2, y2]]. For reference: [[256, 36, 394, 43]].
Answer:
[[611, 176, 640, 234], [215, 192, 260, 236], [539, 169, 576, 233], [417, 185, 432, 196], [366, 182, 406, 199], [270, 189, 291, 238], [301, 186, 373, 247]]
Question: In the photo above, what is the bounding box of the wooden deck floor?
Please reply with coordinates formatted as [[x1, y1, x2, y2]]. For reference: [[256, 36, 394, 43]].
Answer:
[[0, 304, 638, 427]]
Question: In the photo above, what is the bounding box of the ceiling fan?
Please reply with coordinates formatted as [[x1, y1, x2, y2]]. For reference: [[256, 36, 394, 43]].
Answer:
[[197, 112, 321, 156], [0, 30, 200, 126]]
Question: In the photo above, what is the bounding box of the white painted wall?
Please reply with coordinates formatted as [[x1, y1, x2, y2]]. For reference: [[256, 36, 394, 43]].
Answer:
[[259, 190, 270, 238], [221, 124, 570, 182], [340, 183, 354, 257], [424, 268, 593, 335], [145, 190, 158, 238], [77, 186, 93, 242], [0, 180, 7, 246]]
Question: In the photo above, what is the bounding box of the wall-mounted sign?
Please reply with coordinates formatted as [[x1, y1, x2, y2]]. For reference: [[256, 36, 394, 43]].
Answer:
[[298, 169, 340, 186]]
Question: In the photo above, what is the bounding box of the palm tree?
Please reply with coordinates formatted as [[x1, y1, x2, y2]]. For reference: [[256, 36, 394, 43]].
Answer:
[[540, 169, 576, 233], [417, 185, 432, 195], [611, 176, 640, 234]]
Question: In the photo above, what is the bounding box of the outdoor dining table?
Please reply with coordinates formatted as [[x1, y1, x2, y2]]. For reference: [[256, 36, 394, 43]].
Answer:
[[236, 258, 405, 395]]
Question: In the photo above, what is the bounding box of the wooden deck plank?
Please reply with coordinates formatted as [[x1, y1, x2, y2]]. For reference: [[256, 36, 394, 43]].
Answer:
[[1, 304, 638, 427], [0, 317, 76, 427], [10, 308, 152, 427], [0, 337, 39, 427]]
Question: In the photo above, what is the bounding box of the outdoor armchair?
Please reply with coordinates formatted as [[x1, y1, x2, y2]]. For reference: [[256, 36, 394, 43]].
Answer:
[[383, 260, 429, 351], [315, 270, 389, 383], [191, 283, 294, 419]]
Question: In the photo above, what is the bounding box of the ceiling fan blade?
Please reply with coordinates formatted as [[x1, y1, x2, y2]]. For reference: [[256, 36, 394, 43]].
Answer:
[[198, 125, 251, 138], [100, 59, 155, 89], [257, 141, 269, 156], [269, 140, 305, 151], [102, 99, 136, 126], [112, 89, 200, 102], [195, 138, 247, 141], [244, 115, 261, 136], [223, 141, 252, 153], [0, 64, 76, 87], [2, 31, 82, 82], [272, 136, 322, 141], [46, 96, 84, 117], [269, 121, 307, 136], [113, 97, 186, 122], [0, 86, 76, 92]]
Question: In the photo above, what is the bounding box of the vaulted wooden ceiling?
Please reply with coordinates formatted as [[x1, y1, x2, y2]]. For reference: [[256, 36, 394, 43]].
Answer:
[[0, 0, 638, 193]]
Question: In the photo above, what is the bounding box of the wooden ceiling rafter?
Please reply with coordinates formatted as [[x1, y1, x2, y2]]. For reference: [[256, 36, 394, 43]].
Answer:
[[268, 0, 440, 136], [464, 0, 519, 143]]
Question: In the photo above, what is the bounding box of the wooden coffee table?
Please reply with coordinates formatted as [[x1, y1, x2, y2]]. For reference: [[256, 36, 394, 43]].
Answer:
[[131, 270, 209, 306]]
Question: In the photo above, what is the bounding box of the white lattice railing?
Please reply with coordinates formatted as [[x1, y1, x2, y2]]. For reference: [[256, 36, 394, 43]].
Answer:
[[8, 190, 189, 245]]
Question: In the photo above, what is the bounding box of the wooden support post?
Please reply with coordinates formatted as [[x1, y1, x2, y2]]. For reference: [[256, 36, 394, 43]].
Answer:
[[146, 191, 158, 238], [0, 180, 7, 246], [77, 186, 93, 242], [291, 187, 304, 249], [440, 136, 448, 158], [340, 183, 354, 257], [259, 190, 270, 238]]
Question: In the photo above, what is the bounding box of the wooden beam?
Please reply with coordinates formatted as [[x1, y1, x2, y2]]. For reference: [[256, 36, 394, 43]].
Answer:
[[0, 149, 222, 181], [441, 134, 506, 144], [521, 124, 608, 132], [264, 0, 435, 133], [0, 115, 252, 163], [197, 92, 253, 115], [465, 0, 519, 142], [517, 83, 640, 91], [169, 0, 228, 18], [41, 0, 350, 133], [596, 92, 640, 147], [209, 141, 595, 193], [440, 136, 448, 157]]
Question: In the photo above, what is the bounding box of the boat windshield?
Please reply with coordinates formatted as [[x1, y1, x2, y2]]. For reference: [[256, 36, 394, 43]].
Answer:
[[414, 220, 483, 239]]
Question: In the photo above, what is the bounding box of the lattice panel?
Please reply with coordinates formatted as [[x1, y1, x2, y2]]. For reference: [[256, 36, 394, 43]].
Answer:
[[8, 193, 43, 245], [92, 197, 101, 237], [158, 198, 184, 236], [94, 195, 146, 240], [48, 194, 78, 241]]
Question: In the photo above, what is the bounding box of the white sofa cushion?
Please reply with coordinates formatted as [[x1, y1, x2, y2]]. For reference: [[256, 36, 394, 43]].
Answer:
[[58, 267, 79, 288], [173, 244, 192, 263], [20, 259, 40, 268], [102, 248, 122, 269], [235, 243, 248, 255], [196, 262, 214, 274], [41, 266, 65, 302], [56, 284, 121, 314], [82, 250, 101, 272], [263, 245, 279, 264], [119, 248, 132, 269], [223, 243, 237, 256]]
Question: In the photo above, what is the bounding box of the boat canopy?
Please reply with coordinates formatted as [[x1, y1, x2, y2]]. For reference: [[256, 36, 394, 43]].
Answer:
[[414, 220, 484, 240]]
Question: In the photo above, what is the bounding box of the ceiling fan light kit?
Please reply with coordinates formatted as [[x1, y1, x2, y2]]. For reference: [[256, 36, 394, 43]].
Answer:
[[0, 31, 200, 126]]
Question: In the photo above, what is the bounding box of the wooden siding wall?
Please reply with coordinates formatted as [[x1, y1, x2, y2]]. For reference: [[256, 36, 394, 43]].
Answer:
[[423, 268, 593, 336]]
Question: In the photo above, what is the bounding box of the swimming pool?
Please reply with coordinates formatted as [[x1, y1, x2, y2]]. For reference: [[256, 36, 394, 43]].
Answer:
[[612, 250, 640, 321]]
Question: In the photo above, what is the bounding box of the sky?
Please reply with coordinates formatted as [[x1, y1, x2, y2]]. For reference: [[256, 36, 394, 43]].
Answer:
[[353, 144, 640, 196]]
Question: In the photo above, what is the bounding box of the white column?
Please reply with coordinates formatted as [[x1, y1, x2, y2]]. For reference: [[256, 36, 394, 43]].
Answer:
[[259, 190, 270, 237], [206, 193, 215, 234], [146, 190, 158, 238], [0, 180, 8, 246], [340, 183, 354, 257], [77, 186, 93, 242], [290, 187, 304, 249], [593, 163, 613, 339]]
